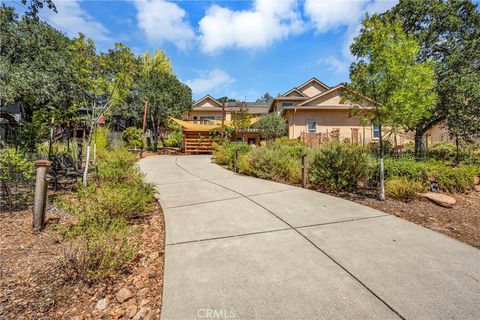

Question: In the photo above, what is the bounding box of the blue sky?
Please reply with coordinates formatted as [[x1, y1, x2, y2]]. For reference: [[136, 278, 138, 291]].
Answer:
[[5, 0, 402, 100]]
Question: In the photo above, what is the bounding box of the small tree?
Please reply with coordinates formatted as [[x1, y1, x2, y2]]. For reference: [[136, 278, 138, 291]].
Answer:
[[254, 113, 287, 141], [347, 16, 437, 200], [231, 102, 251, 130]]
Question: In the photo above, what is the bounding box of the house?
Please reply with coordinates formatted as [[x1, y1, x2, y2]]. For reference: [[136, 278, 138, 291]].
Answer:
[[270, 78, 413, 147], [185, 95, 270, 122]]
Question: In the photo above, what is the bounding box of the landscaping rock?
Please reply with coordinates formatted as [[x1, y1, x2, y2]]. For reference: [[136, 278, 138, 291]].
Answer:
[[132, 307, 149, 320], [95, 298, 108, 311], [126, 305, 138, 319], [423, 192, 456, 208], [116, 287, 133, 303], [137, 287, 150, 299], [474, 176, 479, 185]]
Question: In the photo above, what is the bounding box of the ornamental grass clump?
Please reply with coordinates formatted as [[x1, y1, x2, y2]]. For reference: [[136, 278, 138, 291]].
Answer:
[[385, 176, 423, 200]]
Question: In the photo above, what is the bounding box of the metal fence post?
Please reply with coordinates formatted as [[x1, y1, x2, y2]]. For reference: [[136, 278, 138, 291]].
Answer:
[[301, 154, 307, 188], [33, 160, 51, 230], [235, 149, 239, 173]]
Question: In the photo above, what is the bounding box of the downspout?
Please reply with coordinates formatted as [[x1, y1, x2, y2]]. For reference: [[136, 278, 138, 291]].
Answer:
[[293, 108, 297, 139]]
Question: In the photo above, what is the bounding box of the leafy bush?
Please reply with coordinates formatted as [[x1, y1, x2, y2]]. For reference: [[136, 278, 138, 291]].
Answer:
[[60, 211, 138, 280], [253, 113, 287, 141], [428, 143, 456, 161], [385, 176, 423, 200], [367, 140, 393, 156], [91, 127, 109, 150], [56, 147, 154, 279], [379, 158, 477, 193], [0, 149, 35, 210], [96, 148, 138, 183], [238, 145, 303, 184], [212, 142, 252, 168], [309, 142, 371, 192], [122, 127, 144, 149], [164, 129, 183, 148], [96, 181, 155, 218]]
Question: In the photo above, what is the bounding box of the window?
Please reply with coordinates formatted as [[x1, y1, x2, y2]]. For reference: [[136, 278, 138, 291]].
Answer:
[[281, 102, 293, 108], [307, 121, 317, 133], [199, 115, 222, 120], [372, 124, 380, 139]]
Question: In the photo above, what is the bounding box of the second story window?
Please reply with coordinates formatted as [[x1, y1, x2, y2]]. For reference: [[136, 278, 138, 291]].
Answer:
[[281, 102, 293, 108], [372, 124, 380, 139]]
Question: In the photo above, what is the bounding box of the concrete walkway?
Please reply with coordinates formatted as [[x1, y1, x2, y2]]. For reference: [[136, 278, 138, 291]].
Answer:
[[138, 155, 480, 320]]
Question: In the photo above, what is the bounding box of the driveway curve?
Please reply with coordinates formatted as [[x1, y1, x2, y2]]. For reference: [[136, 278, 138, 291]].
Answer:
[[138, 155, 480, 320]]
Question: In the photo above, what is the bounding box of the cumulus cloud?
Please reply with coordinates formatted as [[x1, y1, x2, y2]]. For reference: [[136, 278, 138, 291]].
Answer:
[[186, 69, 234, 95], [134, 0, 195, 50], [305, 0, 398, 73], [318, 56, 349, 74], [198, 0, 304, 54], [42, 0, 110, 42]]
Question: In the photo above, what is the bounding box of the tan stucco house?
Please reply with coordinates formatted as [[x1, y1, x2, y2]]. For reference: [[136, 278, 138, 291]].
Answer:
[[186, 95, 270, 122], [181, 77, 454, 151], [270, 78, 414, 146]]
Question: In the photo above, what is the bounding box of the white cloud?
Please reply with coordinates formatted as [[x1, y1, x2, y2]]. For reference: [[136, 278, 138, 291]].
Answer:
[[134, 0, 195, 50], [42, 0, 110, 42], [304, 0, 365, 32], [198, 0, 304, 54], [318, 56, 349, 74], [186, 69, 234, 95], [306, 0, 398, 74]]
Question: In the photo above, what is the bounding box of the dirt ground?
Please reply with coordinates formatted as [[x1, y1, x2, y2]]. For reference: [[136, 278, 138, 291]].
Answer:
[[341, 190, 480, 249], [0, 204, 165, 319]]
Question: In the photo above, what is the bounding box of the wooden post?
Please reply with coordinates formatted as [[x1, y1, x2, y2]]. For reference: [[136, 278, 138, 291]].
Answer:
[[33, 160, 51, 230], [301, 154, 307, 188]]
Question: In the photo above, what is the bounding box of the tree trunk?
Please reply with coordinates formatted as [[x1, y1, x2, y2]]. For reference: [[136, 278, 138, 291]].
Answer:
[[83, 129, 93, 186], [414, 125, 425, 159], [379, 124, 385, 201]]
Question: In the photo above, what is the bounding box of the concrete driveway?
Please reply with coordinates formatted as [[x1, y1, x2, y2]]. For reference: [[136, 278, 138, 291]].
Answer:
[[138, 155, 480, 320]]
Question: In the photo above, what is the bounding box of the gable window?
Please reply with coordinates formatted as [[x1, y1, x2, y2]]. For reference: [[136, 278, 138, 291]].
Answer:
[[281, 102, 293, 108], [372, 124, 380, 139], [307, 120, 317, 133]]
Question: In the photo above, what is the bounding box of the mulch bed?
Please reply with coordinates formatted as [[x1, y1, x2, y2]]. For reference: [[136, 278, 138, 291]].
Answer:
[[339, 190, 480, 249], [0, 203, 165, 319]]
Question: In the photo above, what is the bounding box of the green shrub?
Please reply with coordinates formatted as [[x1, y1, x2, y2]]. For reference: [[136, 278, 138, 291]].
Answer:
[[122, 127, 144, 149], [238, 145, 303, 184], [91, 127, 109, 150], [212, 142, 252, 168], [164, 129, 183, 148], [309, 142, 371, 192], [96, 148, 138, 183], [367, 140, 393, 156], [385, 176, 423, 200], [60, 211, 138, 279], [379, 158, 477, 193], [96, 181, 155, 218], [429, 143, 456, 162]]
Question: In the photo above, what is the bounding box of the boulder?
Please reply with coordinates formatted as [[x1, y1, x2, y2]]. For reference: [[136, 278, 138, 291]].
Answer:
[[116, 287, 133, 303], [423, 192, 456, 208], [474, 176, 480, 185]]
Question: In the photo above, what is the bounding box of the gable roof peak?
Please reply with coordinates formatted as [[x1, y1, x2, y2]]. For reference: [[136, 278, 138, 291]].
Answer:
[[297, 77, 330, 91]]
